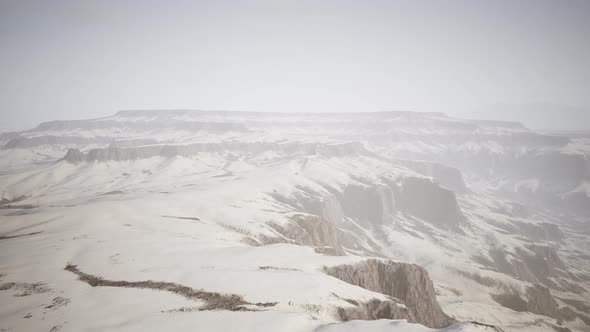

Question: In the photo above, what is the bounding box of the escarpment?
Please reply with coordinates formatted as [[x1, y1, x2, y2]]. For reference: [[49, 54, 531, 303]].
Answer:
[[332, 178, 466, 232], [60, 141, 369, 162], [491, 245, 566, 284], [398, 160, 467, 193], [109, 139, 160, 148], [33, 118, 249, 133], [514, 221, 564, 242], [340, 184, 394, 226], [324, 259, 454, 328], [336, 298, 415, 322], [504, 151, 588, 185], [264, 214, 345, 256], [562, 190, 590, 216], [492, 285, 578, 322], [3, 135, 111, 149], [393, 177, 466, 230], [267, 175, 468, 258], [268, 187, 387, 256]]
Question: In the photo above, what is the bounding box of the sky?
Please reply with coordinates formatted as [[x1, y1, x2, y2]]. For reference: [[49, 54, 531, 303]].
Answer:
[[1, 0, 589, 130]]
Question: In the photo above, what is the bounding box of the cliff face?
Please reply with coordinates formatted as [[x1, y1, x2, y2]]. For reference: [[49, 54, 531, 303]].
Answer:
[[335, 298, 415, 322], [300, 177, 465, 232], [394, 177, 466, 230], [340, 184, 394, 226], [324, 259, 454, 328], [264, 214, 345, 256], [3, 136, 110, 149], [60, 142, 369, 163], [492, 285, 579, 323], [267, 174, 468, 259], [398, 160, 467, 193], [490, 245, 571, 290]]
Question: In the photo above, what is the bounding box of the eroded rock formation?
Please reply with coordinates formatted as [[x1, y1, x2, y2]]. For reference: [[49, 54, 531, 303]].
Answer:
[[324, 259, 454, 328]]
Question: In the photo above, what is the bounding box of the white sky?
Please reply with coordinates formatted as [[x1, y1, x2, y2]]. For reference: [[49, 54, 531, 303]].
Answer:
[[1, 0, 589, 129]]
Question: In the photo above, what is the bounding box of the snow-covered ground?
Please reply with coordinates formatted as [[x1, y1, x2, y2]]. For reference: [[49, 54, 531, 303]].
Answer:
[[1, 110, 589, 332]]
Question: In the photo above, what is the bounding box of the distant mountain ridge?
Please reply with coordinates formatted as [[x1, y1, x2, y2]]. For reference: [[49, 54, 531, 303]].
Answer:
[[454, 102, 590, 131]]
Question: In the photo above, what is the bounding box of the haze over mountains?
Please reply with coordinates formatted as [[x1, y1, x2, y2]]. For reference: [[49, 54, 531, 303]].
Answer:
[[451, 103, 590, 132], [1, 110, 589, 332]]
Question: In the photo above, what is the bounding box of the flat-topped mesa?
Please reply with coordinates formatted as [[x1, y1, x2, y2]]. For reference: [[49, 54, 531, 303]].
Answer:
[[115, 109, 449, 118], [60, 141, 369, 163], [30, 118, 249, 133], [324, 259, 454, 328]]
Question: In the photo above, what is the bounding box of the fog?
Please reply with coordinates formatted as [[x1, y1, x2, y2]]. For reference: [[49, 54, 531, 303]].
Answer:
[[2, 3, 590, 332], [1, 0, 590, 130]]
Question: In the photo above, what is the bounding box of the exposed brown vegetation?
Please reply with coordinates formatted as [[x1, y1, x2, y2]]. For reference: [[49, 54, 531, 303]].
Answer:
[[469, 321, 505, 332], [0, 274, 51, 296], [0, 195, 28, 206], [44, 296, 70, 310], [65, 264, 277, 311], [0, 232, 42, 240], [0, 231, 42, 240], [0, 204, 36, 210], [258, 266, 301, 272], [162, 215, 202, 222]]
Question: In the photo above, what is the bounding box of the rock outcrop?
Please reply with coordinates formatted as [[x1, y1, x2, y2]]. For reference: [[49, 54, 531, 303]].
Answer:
[[324, 259, 453, 328]]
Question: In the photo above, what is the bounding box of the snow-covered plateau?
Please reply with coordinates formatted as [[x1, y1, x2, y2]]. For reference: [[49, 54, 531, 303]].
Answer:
[[1, 110, 589, 332]]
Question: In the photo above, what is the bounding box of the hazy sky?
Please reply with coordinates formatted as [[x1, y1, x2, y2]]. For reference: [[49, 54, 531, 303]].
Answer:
[[1, 0, 589, 129]]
